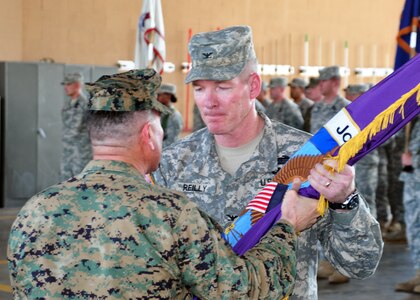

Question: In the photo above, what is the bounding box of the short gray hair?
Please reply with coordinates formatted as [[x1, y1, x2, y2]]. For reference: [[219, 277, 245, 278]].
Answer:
[[87, 110, 153, 144]]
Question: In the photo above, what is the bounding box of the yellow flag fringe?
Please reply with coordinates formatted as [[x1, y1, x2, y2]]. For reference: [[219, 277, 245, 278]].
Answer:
[[334, 83, 420, 172], [317, 83, 420, 215]]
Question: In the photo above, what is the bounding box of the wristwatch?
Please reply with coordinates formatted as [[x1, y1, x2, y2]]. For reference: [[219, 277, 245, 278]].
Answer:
[[329, 189, 360, 210]]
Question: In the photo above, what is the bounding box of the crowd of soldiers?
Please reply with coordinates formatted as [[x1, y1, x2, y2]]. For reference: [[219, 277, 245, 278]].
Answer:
[[7, 25, 419, 298]]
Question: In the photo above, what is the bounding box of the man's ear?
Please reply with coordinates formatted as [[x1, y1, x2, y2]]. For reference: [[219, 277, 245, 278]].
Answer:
[[249, 73, 262, 99], [140, 122, 155, 151]]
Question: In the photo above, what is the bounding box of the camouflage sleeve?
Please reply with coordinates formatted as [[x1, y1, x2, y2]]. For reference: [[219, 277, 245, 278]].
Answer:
[[176, 202, 297, 299], [318, 196, 383, 278], [287, 105, 304, 130]]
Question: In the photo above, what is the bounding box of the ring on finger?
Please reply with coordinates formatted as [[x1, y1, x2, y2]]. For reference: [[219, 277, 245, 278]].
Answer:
[[325, 181, 331, 187]]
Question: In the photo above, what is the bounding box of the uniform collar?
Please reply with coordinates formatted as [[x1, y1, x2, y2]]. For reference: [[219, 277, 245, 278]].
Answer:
[[81, 160, 145, 183], [191, 113, 279, 177]]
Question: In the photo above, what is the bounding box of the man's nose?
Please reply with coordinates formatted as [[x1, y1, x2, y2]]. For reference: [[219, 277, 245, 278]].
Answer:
[[203, 89, 218, 109]]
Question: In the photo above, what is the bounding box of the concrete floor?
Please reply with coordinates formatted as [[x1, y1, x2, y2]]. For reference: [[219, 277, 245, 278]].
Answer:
[[1, 207, 419, 300]]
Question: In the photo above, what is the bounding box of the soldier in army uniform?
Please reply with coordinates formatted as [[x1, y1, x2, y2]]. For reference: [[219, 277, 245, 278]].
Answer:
[[157, 83, 184, 147], [266, 77, 304, 129], [303, 77, 322, 132], [8, 68, 320, 299], [308, 66, 350, 134], [395, 116, 420, 294], [60, 72, 92, 180], [343, 83, 369, 101], [154, 25, 383, 300], [289, 78, 314, 119]]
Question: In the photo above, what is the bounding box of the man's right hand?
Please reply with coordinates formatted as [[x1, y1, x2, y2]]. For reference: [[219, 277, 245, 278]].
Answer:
[[280, 179, 320, 232]]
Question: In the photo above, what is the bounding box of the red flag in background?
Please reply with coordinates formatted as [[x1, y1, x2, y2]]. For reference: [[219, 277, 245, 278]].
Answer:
[[134, 0, 166, 74]]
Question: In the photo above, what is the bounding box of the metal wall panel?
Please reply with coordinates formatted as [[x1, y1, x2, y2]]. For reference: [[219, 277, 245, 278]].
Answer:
[[4, 62, 38, 207], [37, 63, 65, 190], [1, 62, 118, 208], [91, 66, 118, 82]]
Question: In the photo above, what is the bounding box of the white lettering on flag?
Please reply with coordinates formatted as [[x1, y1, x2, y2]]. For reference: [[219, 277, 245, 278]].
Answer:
[[324, 108, 360, 146]]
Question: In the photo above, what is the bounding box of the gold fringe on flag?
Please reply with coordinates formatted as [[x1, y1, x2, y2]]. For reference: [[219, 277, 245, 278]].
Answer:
[[317, 83, 420, 216], [333, 83, 420, 172]]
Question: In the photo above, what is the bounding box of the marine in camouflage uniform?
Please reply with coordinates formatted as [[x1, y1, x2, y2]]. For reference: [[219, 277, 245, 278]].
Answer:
[[8, 69, 299, 299], [266, 77, 304, 130], [395, 116, 420, 293], [60, 73, 92, 180], [157, 83, 184, 148], [154, 26, 383, 300]]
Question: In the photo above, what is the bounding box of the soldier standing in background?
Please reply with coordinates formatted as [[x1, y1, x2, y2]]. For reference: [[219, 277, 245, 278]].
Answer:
[[395, 116, 420, 294], [303, 77, 322, 132], [157, 83, 184, 147], [308, 66, 350, 134], [266, 77, 304, 129], [60, 72, 92, 180], [289, 78, 313, 118]]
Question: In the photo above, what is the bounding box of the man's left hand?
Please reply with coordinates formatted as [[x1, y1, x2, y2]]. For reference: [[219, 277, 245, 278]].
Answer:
[[308, 159, 356, 204]]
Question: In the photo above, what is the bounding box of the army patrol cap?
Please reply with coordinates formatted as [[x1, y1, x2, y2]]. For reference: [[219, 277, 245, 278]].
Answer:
[[289, 78, 308, 88], [269, 77, 288, 88], [344, 84, 369, 94], [185, 25, 256, 83], [85, 68, 170, 114], [306, 77, 320, 89], [61, 72, 83, 85], [158, 83, 177, 96], [158, 83, 177, 103], [318, 66, 340, 80]]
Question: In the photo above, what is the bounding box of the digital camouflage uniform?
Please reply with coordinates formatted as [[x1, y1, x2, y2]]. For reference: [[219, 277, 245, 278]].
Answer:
[[355, 150, 380, 218], [255, 99, 267, 113], [289, 78, 313, 118], [61, 94, 92, 180], [265, 99, 304, 130], [375, 136, 405, 224], [309, 95, 350, 134], [154, 113, 383, 300], [9, 160, 297, 299], [162, 105, 183, 148], [296, 97, 314, 120], [399, 117, 420, 271], [8, 68, 299, 299]]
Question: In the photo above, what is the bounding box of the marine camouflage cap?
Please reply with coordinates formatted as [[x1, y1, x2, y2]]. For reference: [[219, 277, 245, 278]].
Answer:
[[288, 78, 307, 88], [269, 77, 288, 88], [185, 25, 256, 83], [318, 66, 340, 80], [85, 69, 170, 114], [61, 72, 84, 85], [344, 83, 369, 94]]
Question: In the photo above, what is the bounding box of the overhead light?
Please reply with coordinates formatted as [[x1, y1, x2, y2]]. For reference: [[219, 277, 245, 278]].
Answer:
[[354, 67, 393, 77]]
